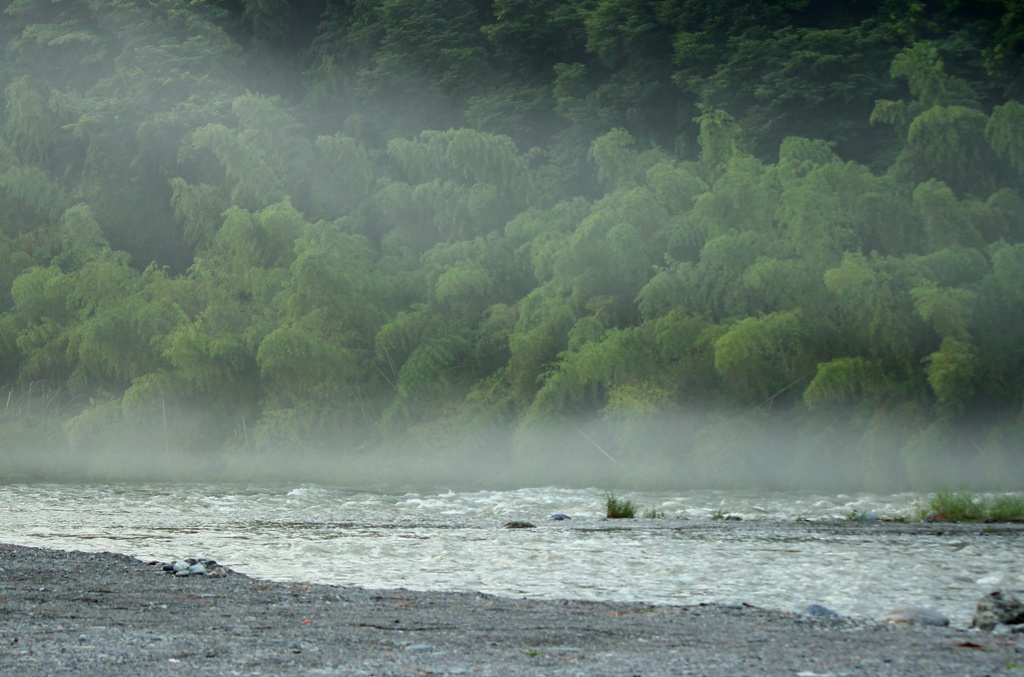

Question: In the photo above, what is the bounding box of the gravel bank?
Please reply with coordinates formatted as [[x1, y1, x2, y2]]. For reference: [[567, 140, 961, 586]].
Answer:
[[1, 543, 1021, 675]]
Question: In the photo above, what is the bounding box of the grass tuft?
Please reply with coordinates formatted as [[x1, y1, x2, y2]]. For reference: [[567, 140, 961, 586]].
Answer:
[[605, 492, 666, 519], [606, 493, 638, 518], [987, 494, 1024, 522], [921, 490, 1024, 522]]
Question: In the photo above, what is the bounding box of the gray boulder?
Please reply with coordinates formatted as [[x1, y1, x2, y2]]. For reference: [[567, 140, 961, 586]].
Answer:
[[972, 590, 1024, 631]]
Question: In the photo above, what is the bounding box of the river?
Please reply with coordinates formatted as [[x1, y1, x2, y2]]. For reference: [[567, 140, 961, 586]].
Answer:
[[2, 483, 1020, 627]]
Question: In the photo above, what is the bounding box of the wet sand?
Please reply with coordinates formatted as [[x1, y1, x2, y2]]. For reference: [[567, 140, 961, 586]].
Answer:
[[0, 543, 1021, 675]]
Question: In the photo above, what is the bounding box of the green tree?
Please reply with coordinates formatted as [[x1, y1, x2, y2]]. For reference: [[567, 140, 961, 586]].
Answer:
[[924, 337, 977, 413], [482, 0, 586, 74], [507, 284, 576, 405], [638, 230, 782, 321], [308, 133, 376, 222], [712, 310, 807, 405], [986, 100, 1024, 176], [803, 356, 892, 409], [912, 179, 982, 250], [822, 252, 922, 368], [905, 105, 999, 196], [4, 76, 66, 165], [689, 155, 777, 241], [910, 282, 975, 341], [871, 43, 978, 139], [186, 94, 311, 212], [588, 128, 668, 190]]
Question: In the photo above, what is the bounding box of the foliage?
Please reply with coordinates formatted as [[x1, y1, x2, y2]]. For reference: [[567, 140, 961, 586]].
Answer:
[[0, 1, 1021, 489]]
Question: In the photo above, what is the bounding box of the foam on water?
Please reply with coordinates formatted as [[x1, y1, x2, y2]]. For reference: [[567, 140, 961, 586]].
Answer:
[[1, 483, 1020, 627]]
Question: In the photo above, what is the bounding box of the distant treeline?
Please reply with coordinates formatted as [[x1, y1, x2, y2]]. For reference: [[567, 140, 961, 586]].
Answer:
[[0, 0, 1022, 489]]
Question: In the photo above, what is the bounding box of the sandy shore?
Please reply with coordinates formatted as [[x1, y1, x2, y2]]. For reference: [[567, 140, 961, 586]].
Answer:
[[0, 543, 1021, 675]]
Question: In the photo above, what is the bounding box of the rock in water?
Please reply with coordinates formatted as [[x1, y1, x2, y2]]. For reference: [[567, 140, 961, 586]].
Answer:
[[973, 590, 1024, 631], [502, 521, 536, 529], [804, 604, 839, 618], [549, 513, 572, 521], [882, 605, 949, 627]]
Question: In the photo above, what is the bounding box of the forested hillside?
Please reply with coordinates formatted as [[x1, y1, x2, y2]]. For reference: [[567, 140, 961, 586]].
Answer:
[[1, 0, 1022, 489]]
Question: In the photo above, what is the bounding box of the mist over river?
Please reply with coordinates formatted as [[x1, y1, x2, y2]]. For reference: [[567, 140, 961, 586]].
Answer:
[[2, 483, 1021, 628]]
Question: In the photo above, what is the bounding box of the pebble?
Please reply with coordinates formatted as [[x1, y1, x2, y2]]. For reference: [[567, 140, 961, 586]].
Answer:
[[991, 623, 1024, 635], [161, 558, 225, 577], [882, 605, 949, 627]]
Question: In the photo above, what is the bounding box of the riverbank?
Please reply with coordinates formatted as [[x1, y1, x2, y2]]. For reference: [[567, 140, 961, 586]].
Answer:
[[1, 544, 1021, 675]]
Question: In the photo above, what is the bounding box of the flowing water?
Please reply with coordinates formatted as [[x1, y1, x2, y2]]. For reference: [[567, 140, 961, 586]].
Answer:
[[1, 483, 1021, 627]]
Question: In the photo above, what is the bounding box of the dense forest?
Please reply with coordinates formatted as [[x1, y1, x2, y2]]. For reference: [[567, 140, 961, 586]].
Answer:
[[0, 0, 1022, 489]]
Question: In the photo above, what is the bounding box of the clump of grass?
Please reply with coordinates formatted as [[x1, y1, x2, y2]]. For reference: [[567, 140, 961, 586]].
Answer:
[[987, 494, 1024, 522], [926, 491, 986, 521], [605, 492, 667, 519], [921, 490, 1024, 522], [606, 493, 638, 518]]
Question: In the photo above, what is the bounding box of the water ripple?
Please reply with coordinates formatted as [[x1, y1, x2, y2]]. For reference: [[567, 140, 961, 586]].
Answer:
[[1, 482, 1021, 627]]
